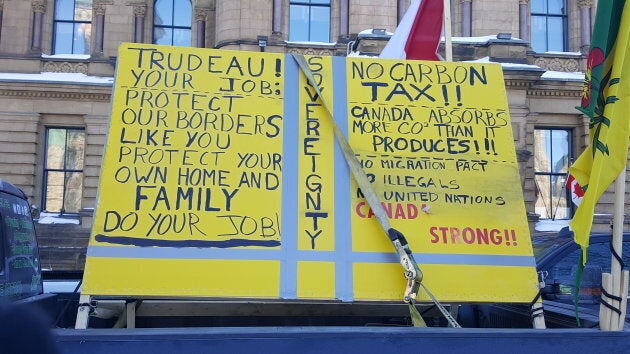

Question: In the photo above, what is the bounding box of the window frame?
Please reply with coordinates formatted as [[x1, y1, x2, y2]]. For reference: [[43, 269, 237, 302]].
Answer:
[[52, 0, 93, 55], [42, 127, 86, 215], [533, 127, 573, 220], [530, 0, 568, 52], [289, 0, 331, 42], [152, 0, 192, 46]]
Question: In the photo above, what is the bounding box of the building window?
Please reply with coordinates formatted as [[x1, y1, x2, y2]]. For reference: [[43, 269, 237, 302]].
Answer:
[[153, 0, 192, 46], [534, 128, 572, 219], [42, 128, 85, 214], [289, 0, 331, 42], [530, 0, 567, 52], [53, 0, 92, 54]]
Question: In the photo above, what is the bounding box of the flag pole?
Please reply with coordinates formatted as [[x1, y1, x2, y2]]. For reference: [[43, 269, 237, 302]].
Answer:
[[609, 166, 628, 330], [443, 0, 453, 61]]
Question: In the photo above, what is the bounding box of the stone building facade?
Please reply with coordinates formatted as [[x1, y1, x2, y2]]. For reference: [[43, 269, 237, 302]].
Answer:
[[0, 0, 621, 272]]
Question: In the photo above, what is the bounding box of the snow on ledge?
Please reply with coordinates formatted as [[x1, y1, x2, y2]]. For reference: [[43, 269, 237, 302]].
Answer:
[[465, 56, 542, 70], [0, 72, 114, 85], [37, 212, 80, 225], [541, 71, 585, 81], [285, 40, 337, 46], [540, 51, 582, 56], [358, 28, 394, 36], [41, 54, 90, 60], [535, 219, 570, 232], [451, 35, 505, 44]]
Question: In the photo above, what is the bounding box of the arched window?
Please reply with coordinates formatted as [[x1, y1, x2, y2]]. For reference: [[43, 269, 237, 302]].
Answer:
[[53, 0, 92, 54], [530, 0, 568, 52], [153, 0, 192, 46]]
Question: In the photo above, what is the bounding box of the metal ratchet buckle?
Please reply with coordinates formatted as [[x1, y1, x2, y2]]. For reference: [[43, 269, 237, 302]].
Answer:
[[388, 229, 423, 304]]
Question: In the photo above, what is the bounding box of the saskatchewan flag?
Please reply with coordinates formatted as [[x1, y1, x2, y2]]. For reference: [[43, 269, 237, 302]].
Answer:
[[569, 0, 630, 265]]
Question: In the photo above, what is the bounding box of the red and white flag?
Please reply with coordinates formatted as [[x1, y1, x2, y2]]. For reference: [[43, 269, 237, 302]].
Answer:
[[379, 0, 444, 61], [566, 174, 585, 206]]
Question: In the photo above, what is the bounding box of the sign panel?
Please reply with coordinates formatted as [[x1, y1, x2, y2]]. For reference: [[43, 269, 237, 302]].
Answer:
[[296, 55, 337, 298], [82, 43, 538, 303], [346, 58, 536, 301], [85, 44, 285, 297]]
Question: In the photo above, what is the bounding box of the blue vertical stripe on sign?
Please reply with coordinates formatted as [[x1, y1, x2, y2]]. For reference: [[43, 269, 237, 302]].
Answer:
[[280, 55, 299, 299], [332, 56, 353, 302]]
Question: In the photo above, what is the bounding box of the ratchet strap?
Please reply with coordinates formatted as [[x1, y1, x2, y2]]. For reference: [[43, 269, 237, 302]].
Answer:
[[291, 54, 460, 328]]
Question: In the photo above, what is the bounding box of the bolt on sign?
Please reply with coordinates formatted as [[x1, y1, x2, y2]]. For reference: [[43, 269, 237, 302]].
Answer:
[[82, 43, 538, 303]]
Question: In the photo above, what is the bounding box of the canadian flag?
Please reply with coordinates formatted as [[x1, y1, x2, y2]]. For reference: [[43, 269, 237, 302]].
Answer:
[[567, 174, 585, 206], [379, 0, 444, 61]]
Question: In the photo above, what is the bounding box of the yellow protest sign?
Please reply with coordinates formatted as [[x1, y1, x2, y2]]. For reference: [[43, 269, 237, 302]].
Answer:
[[296, 55, 337, 298], [82, 44, 538, 304], [84, 43, 285, 297], [345, 57, 537, 301]]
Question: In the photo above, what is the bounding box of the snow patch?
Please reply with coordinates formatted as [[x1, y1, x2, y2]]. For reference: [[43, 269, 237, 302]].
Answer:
[[0, 72, 114, 85], [541, 71, 585, 81], [41, 54, 91, 60], [535, 219, 570, 232], [358, 28, 394, 36], [285, 40, 336, 46]]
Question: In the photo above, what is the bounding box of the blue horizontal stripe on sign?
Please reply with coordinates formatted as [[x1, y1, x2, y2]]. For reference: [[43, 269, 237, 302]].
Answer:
[[349, 252, 536, 267], [87, 245, 535, 267], [88, 245, 282, 260]]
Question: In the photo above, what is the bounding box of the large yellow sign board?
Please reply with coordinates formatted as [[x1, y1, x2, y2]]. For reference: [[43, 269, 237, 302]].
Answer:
[[82, 43, 538, 303]]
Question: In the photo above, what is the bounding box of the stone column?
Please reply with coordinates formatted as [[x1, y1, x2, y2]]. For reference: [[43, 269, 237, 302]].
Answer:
[[133, 4, 146, 43], [93, 2, 106, 57], [272, 0, 282, 36], [0, 1, 4, 44], [519, 0, 529, 42], [460, 0, 472, 37], [339, 0, 349, 41], [31, 0, 46, 53], [397, 0, 407, 24], [578, 0, 593, 53], [194, 7, 209, 48]]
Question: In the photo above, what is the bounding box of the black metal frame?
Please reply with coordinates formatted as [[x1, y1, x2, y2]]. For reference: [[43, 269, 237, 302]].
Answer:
[[52, 0, 92, 54], [152, 0, 192, 46], [289, 0, 331, 42], [42, 127, 85, 214], [533, 127, 574, 219], [530, 0, 568, 52]]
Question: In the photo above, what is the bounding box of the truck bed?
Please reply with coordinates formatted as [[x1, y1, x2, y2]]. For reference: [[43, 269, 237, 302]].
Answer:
[[53, 326, 630, 354]]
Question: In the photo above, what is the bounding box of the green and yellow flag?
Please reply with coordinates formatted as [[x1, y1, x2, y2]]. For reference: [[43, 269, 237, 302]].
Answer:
[[569, 0, 630, 264]]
